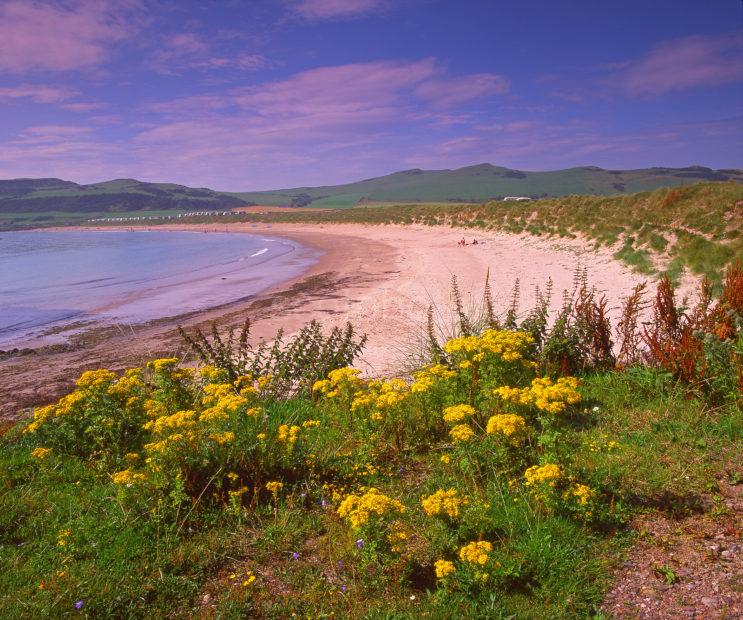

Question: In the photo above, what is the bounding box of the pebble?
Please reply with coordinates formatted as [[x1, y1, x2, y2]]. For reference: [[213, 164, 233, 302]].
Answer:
[[701, 596, 718, 607]]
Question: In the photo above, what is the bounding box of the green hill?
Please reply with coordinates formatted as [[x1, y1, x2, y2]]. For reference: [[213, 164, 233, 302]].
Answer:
[[231, 164, 743, 207], [2, 165, 741, 216], [0, 178, 247, 214]]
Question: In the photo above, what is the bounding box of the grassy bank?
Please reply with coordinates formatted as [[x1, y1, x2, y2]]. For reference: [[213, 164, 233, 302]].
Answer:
[[1, 365, 739, 618]]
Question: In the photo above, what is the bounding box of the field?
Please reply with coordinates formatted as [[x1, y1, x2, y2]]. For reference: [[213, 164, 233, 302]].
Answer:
[[230, 165, 743, 208], [1, 269, 741, 618]]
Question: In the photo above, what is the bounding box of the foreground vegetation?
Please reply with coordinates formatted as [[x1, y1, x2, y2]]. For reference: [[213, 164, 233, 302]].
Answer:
[[1, 265, 740, 618]]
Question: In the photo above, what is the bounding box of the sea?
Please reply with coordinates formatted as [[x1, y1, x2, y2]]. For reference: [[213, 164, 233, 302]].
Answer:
[[0, 229, 319, 348]]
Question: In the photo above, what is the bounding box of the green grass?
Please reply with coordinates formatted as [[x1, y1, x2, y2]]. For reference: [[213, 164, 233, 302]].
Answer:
[[1, 367, 739, 618], [230, 164, 743, 207]]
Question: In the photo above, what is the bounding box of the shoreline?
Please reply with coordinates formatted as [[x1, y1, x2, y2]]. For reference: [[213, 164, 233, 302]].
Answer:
[[1, 222, 651, 419], [0, 228, 320, 351]]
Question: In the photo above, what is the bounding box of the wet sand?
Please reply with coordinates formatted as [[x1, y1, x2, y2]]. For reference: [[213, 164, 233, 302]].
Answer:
[[0, 223, 649, 419]]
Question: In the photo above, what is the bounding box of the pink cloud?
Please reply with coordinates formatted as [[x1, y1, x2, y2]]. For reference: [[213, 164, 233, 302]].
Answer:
[[0, 84, 77, 103], [61, 101, 109, 112], [293, 0, 388, 20], [152, 59, 507, 125], [415, 73, 509, 107], [615, 32, 743, 97], [0, 0, 139, 73], [149, 32, 266, 74]]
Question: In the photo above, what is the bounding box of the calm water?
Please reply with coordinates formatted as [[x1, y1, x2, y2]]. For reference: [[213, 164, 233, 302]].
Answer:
[[0, 230, 319, 347]]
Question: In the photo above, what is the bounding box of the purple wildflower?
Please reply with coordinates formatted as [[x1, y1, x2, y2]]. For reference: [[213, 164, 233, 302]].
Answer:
[[74, 600, 84, 610], [356, 538, 364, 549], [341, 584, 347, 593], [337, 559, 344, 571], [292, 551, 299, 560]]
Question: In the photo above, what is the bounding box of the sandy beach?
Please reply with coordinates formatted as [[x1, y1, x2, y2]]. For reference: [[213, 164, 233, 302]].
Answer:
[[0, 223, 649, 419]]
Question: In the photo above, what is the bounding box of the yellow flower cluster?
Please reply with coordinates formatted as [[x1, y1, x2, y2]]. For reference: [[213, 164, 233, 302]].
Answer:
[[564, 483, 595, 506], [444, 329, 534, 363], [147, 357, 179, 373], [458, 541, 493, 565], [495, 376, 581, 414], [143, 409, 197, 435], [387, 526, 409, 553], [337, 487, 406, 528], [442, 404, 475, 424], [524, 464, 562, 487], [31, 447, 52, 459], [24, 404, 55, 434], [111, 469, 147, 485], [486, 414, 528, 443], [374, 378, 410, 410], [76, 369, 117, 389], [421, 488, 468, 518], [410, 364, 456, 393], [434, 559, 455, 579], [107, 368, 144, 397], [265, 480, 283, 496], [277, 424, 301, 449], [209, 431, 235, 445], [313, 367, 365, 399], [199, 365, 229, 383], [449, 424, 475, 443]]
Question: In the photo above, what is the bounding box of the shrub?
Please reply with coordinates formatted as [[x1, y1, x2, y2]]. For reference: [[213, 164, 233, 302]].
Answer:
[[179, 317, 367, 399]]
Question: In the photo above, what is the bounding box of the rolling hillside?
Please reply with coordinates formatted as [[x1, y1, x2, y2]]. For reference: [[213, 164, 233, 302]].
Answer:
[[0, 178, 246, 214], [1, 165, 741, 217], [231, 164, 743, 207]]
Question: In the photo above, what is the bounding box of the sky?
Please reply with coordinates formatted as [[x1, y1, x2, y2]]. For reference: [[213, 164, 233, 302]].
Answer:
[[0, 0, 741, 190]]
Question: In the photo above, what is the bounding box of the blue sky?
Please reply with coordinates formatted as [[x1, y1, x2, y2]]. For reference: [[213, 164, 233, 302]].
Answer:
[[0, 0, 741, 190]]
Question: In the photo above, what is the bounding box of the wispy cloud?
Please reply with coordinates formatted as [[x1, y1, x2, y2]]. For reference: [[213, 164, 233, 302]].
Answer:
[[292, 0, 389, 20], [614, 32, 743, 97], [0, 84, 77, 103], [0, 0, 143, 73], [149, 32, 266, 74]]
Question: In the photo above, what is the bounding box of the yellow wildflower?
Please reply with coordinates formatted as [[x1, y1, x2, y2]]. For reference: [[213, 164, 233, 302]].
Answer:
[[565, 483, 595, 506], [524, 464, 562, 487], [147, 358, 179, 374], [421, 488, 468, 518], [265, 480, 283, 496], [486, 414, 528, 444], [76, 369, 117, 389], [337, 488, 405, 528], [111, 469, 147, 485], [449, 424, 475, 443], [442, 404, 475, 424], [209, 431, 235, 445], [434, 559, 455, 579], [458, 541, 493, 565], [31, 447, 52, 460]]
